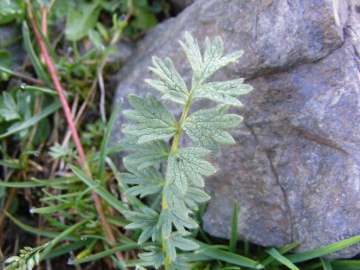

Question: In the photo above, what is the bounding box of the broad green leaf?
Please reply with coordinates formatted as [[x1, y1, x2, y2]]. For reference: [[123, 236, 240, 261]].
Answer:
[[131, 4, 158, 31], [167, 147, 215, 192], [88, 29, 103, 47], [146, 57, 188, 105], [0, 50, 12, 81], [123, 94, 177, 143], [120, 136, 169, 169], [0, 0, 24, 24], [183, 105, 242, 153], [0, 92, 21, 121], [193, 78, 252, 106], [65, 0, 102, 41], [180, 32, 243, 88]]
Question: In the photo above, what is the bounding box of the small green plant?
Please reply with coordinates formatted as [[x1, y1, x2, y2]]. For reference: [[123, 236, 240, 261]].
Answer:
[[119, 32, 252, 269]]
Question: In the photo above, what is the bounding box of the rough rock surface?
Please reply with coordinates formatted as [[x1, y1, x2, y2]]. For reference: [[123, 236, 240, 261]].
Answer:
[[110, 0, 360, 258]]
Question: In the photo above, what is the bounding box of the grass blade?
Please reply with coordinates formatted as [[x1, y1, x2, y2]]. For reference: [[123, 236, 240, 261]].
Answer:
[[22, 22, 52, 85], [321, 258, 333, 270], [42, 239, 92, 260], [261, 242, 300, 266], [229, 200, 238, 254], [331, 260, 360, 269], [0, 100, 62, 139], [195, 240, 264, 269], [31, 202, 74, 214], [70, 165, 128, 214], [41, 218, 91, 257], [286, 234, 360, 263], [97, 102, 122, 181], [5, 211, 79, 241], [266, 248, 299, 270], [68, 243, 141, 264]]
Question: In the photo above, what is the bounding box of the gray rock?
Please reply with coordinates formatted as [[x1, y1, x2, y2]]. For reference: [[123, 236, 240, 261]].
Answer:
[[110, 0, 360, 258]]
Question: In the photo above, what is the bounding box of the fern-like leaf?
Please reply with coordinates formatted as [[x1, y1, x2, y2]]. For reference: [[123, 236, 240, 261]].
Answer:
[[180, 31, 243, 88], [193, 78, 252, 106], [122, 93, 177, 143], [120, 136, 169, 169], [146, 57, 188, 105], [183, 105, 242, 153]]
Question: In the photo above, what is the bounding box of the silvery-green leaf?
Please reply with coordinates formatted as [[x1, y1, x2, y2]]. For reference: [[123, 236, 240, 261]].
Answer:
[[121, 162, 164, 197], [158, 208, 197, 238], [146, 57, 188, 105], [183, 187, 211, 211], [138, 226, 158, 244], [166, 239, 177, 262], [183, 105, 242, 153], [120, 137, 169, 169], [164, 184, 188, 217], [180, 32, 243, 88], [167, 147, 215, 191], [138, 247, 165, 269], [168, 232, 199, 251], [122, 94, 177, 143], [124, 208, 158, 229], [193, 78, 253, 106], [165, 232, 199, 261], [125, 184, 163, 198], [158, 209, 173, 238], [186, 187, 211, 203], [4, 256, 20, 264], [179, 32, 202, 81]]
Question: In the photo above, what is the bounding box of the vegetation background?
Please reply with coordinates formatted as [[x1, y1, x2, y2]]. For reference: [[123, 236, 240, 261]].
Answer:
[[0, 0, 360, 269]]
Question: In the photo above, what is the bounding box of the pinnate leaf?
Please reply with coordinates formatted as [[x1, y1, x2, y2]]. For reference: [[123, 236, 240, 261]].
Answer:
[[158, 209, 197, 239], [183, 105, 242, 153], [167, 147, 215, 193], [146, 57, 188, 105], [125, 207, 159, 244], [138, 246, 165, 269], [193, 78, 252, 106], [120, 136, 169, 169], [180, 31, 243, 87], [122, 94, 177, 143], [166, 232, 199, 261], [121, 162, 164, 198]]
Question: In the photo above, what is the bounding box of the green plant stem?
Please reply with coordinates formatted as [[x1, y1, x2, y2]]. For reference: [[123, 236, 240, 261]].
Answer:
[[161, 92, 194, 269], [25, 2, 126, 266]]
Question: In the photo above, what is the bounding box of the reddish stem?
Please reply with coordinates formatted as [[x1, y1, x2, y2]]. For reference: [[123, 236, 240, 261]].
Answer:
[[25, 2, 126, 265]]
